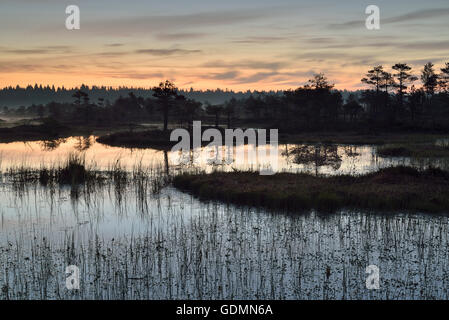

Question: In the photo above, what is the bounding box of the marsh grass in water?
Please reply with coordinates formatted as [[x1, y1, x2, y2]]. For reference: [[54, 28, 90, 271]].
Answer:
[[3, 153, 172, 200], [3, 146, 449, 300], [2, 205, 449, 300]]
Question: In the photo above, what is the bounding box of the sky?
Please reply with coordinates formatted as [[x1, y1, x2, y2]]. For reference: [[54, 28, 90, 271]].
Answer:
[[0, 0, 448, 91]]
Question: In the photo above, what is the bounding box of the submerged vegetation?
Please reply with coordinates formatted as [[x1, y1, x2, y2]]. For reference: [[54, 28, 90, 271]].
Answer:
[[173, 167, 449, 213]]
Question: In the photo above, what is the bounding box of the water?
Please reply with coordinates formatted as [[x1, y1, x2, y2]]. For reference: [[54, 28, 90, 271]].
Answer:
[[1, 136, 448, 174], [1, 136, 449, 299]]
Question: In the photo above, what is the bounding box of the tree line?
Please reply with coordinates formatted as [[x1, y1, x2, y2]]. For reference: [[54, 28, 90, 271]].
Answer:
[[0, 84, 279, 107], [2, 61, 449, 133]]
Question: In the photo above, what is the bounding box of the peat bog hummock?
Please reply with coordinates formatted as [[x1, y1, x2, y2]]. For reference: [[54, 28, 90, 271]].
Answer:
[[2, 0, 449, 311]]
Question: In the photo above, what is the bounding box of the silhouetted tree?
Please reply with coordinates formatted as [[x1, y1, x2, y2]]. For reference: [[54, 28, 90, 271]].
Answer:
[[421, 62, 439, 96], [152, 80, 179, 131], [72, 90, 84, 106], [205, 103, 223, 128], [408, 85, 425, 123], [381, 71, 395, 93], [244, 95, 262, 120], [392, 63, 418, 108], [180, 97, 202, 129], [439, 62, 449, 93], [307, 73, 334, 90], [362, 66, 384, 94], [264, 95, 282, 120], [224, 98, 237, 129], [421, 63, 441, 129], [361, 66, 384, 116], [343, 94, 363, 122]]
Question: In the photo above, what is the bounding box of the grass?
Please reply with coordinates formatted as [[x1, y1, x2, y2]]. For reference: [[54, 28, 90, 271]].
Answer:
[[0, 120, 71, 143], [97, 127, 279, 150], [280, 132, 449, 145], [2, 153, 449, 299], [7, 153, 96, 187], [4, 153, 172, 199], [377, 143, 449, 158], [2, 187, 449, 299], [97, 130, 175, 150], [173, 166, 449, 213]]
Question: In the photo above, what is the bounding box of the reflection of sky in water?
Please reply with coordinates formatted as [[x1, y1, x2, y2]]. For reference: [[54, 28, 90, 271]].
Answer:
[[1, 136, 449, 174], [1, 183, 449, 299], [2, 137, 449, 299]]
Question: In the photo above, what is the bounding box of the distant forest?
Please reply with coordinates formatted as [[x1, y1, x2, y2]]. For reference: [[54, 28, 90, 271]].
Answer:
[[0, 84, 358, 108], [1, 61, 449, 133]]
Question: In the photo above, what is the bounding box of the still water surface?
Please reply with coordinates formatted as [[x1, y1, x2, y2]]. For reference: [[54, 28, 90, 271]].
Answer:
[[0, 136, 448, 299]]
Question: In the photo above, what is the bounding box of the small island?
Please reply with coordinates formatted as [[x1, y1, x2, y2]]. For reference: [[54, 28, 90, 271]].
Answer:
[[174, 166, 449, 213]]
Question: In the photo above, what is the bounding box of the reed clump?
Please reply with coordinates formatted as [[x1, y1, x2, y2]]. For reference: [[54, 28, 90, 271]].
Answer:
[[5, 154, 172, 199]]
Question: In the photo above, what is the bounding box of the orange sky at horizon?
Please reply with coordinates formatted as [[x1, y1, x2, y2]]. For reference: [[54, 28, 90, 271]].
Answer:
[[1, 0, 448, 92], [0, 67, 366, 92]]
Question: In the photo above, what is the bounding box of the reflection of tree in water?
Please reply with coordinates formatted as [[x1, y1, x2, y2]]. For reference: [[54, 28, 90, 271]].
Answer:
[[343, 146, 360, 157], [284, 144, 342, 175], [74, 136, 93, 152], [40, 138, 67, 151], [173, 146, 230, 172]]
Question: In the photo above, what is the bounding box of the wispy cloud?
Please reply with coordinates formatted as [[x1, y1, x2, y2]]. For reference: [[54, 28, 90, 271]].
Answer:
[[204, 71, 241, 80], [0, 46, 73, 55], [201, 59, 290, 71], [230, 35, 293, 44], [84, 6, 298, 35], [135, 48, 202, 56], [104, 43, 125, 47], [154, 32, 208, 41], [329, 8, 449, 29], [233, 70, 314, 84]]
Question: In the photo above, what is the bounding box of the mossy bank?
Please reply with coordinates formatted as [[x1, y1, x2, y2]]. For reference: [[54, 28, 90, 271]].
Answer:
[[173, 167, 449, 213]]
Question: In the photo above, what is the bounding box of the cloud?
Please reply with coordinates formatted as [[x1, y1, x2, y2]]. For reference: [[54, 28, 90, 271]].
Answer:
[[0, 63, 40, 72], [95, 51, 129, 57], [400, 41, 449, 51], [205, 71, 240, 80], [104, 71, 165, 80], [233, 70, 314, 84], [304, 37, 335, 44], [154, 32, 208, 41], [0, 46, 72, 55], [318, 39, 449, 52], [84, 6, 297, 35], [201, 59, 289, 71], [329, 8, 449, 29], [104, 43, 125, 47], [230, 35, 293, 44], [383, 8, 449, 24], [135, 48, 202, 56]]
